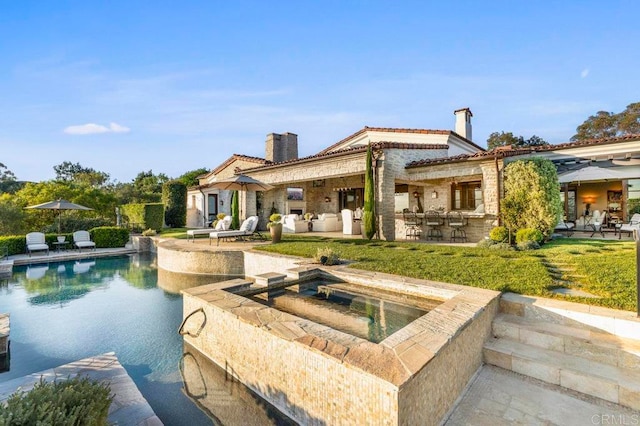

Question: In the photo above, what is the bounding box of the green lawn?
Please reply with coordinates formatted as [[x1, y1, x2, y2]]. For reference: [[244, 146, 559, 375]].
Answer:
[[254, 235, 638, 312]]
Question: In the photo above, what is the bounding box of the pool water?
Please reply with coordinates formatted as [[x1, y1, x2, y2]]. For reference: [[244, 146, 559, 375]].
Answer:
[[250, 282, 434, 343], [0, 254, 290, 425]]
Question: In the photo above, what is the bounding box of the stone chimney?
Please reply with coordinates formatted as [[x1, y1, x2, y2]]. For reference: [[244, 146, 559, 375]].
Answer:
[[454, 108, 473, 141], [265, 132, 298, 163]]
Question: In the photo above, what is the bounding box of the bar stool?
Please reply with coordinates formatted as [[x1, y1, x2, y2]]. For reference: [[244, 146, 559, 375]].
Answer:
[[424, 210, 443, 241], [403, 209, 422, 240], [447, 211, 467, 242]]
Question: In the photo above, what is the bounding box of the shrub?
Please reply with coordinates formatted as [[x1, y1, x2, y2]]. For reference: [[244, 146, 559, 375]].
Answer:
[[488, 242, 514, 251], [476, 238, 495, 248], [42, 217, 112, 234], [517, 240, 540, 251], [216, 213, 226, 220], [516, 228, 544, 244], [267, 213, 282, 228], [489, 226, 509, 242], [314, 247, 340, 265], [120, 203, 164, 231], [162, 180, 187, 228], [501, 158, 562, 238], [90, 227, 130, 248], [0, 375, 112, 425], [0, 235, 26, 256], [141, 228, 157, 236]]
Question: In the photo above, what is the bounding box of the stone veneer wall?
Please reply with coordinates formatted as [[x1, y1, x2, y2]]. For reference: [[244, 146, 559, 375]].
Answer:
[[181, 255, 501, 425], [243, 250, 304, 278], [157, 240, 244, 276], [398, 296, 499, 424]]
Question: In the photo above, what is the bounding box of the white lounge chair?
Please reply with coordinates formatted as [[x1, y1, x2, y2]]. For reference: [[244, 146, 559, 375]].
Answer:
[[187, 216, 231, 242], [26, 265, 48, 280], [73, 230, 96, 252], [26, 232, 49, 257], [209, 216, 264, 246], [618, 213, 640, 239]]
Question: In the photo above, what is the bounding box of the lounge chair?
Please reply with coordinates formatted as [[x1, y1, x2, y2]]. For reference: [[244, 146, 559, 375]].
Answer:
[[73, 230, 96, 252], [26, 232, 49, 257], [554, 217, 575, 236], [209, 216, 264, 246], [618, 213, 640, 239], [187, 216, 231, 242]]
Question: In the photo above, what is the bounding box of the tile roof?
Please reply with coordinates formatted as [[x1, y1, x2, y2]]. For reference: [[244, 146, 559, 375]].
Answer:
[[211, 154, 270, 175], [317, 126, 484, 155], [405, 133, 640, 169], [241, 142, 449, 173]]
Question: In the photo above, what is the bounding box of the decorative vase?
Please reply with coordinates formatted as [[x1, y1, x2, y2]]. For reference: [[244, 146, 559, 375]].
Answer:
[[57, 236, 66, 243], [269, 223, 283, 243]]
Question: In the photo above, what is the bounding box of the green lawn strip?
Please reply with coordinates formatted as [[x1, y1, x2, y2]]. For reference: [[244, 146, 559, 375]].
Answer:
[[159, 228, 189, 239], [255, 235, 637, 312]]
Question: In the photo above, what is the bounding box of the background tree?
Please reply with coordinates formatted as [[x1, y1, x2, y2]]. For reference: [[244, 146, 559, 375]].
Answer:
[[362, 144, 376, 239], [501, 158, 562, 239], [571, 102, 640, 141], [0, 194, 25, 235], [114, 170, 169, 204], [487, 132, 548, 150], [0, 162, 22, 193], [53, 161, 110, 187], [177, 167, 209, 187], [162, 180, 187, 228]]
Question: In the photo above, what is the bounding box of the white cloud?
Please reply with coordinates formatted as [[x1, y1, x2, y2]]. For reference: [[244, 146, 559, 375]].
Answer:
[[64, 122, 130, 135], [581, 68, 590, 78]]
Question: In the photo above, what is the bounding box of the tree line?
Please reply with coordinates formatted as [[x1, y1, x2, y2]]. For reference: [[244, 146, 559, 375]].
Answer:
[[487, 102, 640, 149], [0, 161, 208, 236]]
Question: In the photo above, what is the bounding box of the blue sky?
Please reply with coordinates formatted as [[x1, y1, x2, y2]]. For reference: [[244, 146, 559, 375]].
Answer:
[[1, 1, 639, 183]]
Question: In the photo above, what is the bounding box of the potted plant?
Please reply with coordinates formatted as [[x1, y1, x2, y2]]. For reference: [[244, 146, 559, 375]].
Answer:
[[267, 213, 282, 243], [304, 212, 314, 231]]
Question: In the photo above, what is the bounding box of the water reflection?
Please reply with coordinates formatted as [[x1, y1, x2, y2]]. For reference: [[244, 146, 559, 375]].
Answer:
[[157, 269, 241, 295], [12, 254, 167, 306], [180, 344, 295, 425]]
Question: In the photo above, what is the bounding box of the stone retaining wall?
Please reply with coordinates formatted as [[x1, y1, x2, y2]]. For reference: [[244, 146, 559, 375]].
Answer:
[[157, 240, 244, 276]]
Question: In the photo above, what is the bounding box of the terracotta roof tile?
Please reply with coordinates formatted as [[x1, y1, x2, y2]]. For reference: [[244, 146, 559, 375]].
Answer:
[[211, 154, 270, 175], [317, 127, 482, 155], [241, 142, 449, 173], [406, 133, 640, 168]]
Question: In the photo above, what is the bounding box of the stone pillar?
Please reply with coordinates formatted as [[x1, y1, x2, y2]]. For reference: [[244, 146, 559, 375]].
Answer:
[[377, 159, 397, 241]]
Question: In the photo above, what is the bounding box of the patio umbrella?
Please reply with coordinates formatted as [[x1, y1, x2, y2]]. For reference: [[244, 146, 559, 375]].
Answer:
[[25, 199, 93, 234], [209, 175, 274, 219], [557, 166, 626, 184], [209, 174, 274, 192]]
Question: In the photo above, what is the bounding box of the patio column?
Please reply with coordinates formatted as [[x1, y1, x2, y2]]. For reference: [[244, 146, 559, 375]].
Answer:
[[377, 163, 396, 241]]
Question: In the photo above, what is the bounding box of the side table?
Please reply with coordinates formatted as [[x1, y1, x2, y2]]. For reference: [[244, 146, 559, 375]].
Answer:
[[52, 241, 69, 252]]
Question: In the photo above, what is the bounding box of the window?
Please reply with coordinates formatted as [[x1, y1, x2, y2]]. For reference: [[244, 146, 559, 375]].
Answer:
[[394, 184, 409, 213], [451, 181, 482, 210]]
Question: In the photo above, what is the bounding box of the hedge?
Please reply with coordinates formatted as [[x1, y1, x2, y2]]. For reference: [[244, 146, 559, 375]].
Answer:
[[0, 227, 130, 255], [162, 180, 187, 228], [90, 227, 130, 248], [120, 203, 164, 231]]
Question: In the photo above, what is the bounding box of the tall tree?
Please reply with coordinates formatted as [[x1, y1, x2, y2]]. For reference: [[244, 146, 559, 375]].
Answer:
[[177, 167, 209, 187], [230, 190, 240, 230], [571, 102, 640, 141], [0, 162, 21, 193], [362, 143, 376, 239], [487, 132, 548, 150], [53, 161, 110, 187]]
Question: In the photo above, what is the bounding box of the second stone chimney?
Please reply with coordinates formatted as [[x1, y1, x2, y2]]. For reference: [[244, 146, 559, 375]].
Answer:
[[454, 108, 473, 141], [265, 132, 298, 163]]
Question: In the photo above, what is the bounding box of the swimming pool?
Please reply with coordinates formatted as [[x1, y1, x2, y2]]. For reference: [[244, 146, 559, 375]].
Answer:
[[0, 254, 290, 425]]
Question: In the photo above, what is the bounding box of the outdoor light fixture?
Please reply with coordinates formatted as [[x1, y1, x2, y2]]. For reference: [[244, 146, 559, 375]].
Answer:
[[324, 196, 331, 203], [431, 191, 438, 199], [413, 191, 420, 198]]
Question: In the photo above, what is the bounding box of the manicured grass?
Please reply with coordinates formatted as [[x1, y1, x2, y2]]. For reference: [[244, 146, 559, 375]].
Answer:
[[159, 227, 189, 239], [255, 235, 638, 312]]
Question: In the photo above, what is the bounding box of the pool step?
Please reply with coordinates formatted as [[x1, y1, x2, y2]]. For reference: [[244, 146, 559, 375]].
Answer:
[[485, 293, 640, 411], [484, 337, 640, 410], [493, 314, 640, 371]]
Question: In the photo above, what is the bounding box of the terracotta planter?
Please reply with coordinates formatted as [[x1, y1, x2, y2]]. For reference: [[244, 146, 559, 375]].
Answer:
[[269, 223, 283, 243]]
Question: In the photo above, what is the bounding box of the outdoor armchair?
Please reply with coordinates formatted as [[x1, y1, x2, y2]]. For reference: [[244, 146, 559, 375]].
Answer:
[[618, 213, 640, 239], [26, 232, 49, 257], [73, 230, 96, 252], [282, 214, 308, 233]]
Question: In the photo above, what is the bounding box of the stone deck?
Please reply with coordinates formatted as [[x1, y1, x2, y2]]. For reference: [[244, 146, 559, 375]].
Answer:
[[0, 353, 161, 425]]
